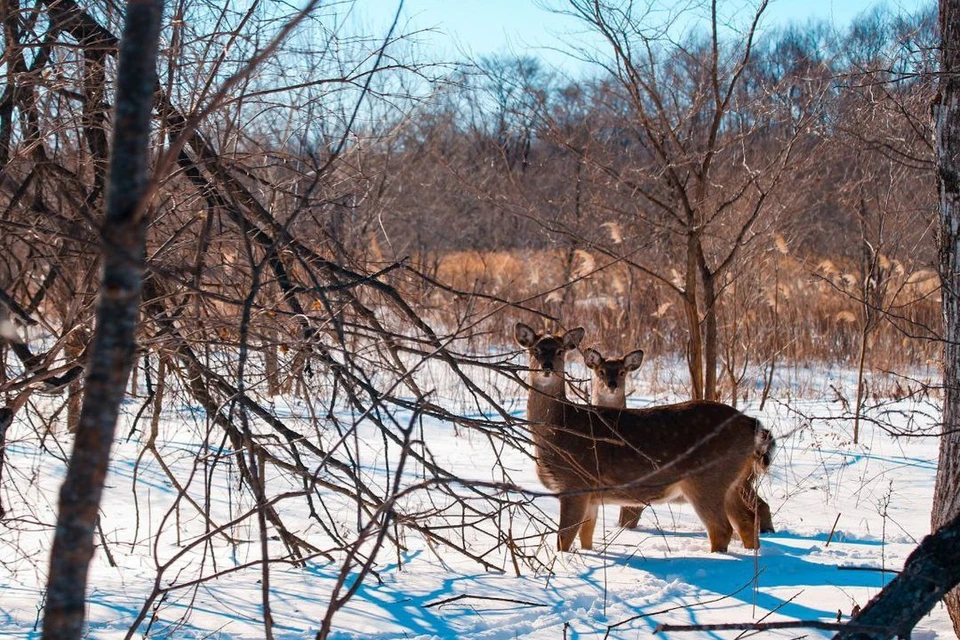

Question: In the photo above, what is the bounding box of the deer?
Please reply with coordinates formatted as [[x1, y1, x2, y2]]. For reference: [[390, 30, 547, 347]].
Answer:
[[582, 347, 776, 535], [581, 347, 647, 532], [515, 322, 774, 553]]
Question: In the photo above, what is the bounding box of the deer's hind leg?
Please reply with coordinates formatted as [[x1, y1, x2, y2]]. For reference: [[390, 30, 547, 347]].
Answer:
[[757, 495, 775, 534], [558, 494, 592, 552], [682, 479, 734, 553], [740, 469, 775, 534], [619, 505, 643, 529]]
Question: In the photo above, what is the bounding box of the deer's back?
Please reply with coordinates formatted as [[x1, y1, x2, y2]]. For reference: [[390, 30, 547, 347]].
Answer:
[[533, 400, 759, 498]]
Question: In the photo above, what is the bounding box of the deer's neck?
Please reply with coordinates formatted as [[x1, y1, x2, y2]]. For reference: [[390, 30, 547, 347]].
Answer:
[[525, 372, 567, 426], [591, 381, 626, 408]]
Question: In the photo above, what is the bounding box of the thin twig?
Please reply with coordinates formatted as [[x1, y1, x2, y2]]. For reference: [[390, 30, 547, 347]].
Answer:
[[423, 593, 546, 609], [837, 565, 901, 574], [825, 512, 842, 546], [656, 620, 890, 634]]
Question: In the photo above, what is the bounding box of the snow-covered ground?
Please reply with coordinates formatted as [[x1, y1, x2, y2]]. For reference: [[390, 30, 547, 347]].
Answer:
[[0, 363, 952, 639]]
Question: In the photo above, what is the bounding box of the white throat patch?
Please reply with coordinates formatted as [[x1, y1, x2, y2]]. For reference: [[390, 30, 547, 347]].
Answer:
[[530, 371, 565, 395], [593, 386, 625, 407]]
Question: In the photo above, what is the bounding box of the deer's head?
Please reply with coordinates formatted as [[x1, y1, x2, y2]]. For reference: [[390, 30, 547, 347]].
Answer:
[[515, 322, 585, 394], [582, 348, 644, 407]]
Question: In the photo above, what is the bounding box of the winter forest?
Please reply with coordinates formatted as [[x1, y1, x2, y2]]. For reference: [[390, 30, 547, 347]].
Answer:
[[4, 0, 960, 638]]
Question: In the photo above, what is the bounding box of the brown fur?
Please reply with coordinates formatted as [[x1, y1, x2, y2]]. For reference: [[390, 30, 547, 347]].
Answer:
[[584, 347, 776, 535], [516, 323, 773, 553]]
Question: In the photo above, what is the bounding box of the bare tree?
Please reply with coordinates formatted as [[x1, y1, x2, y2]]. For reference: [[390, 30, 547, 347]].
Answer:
[[41, 0, 164, 636], [0, 0, 567, 634], [0, 0, 946, 636], [535, 0, 813, 400]]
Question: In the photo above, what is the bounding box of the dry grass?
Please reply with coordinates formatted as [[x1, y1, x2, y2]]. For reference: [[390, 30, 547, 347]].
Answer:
[[413, 248, 940, 394]]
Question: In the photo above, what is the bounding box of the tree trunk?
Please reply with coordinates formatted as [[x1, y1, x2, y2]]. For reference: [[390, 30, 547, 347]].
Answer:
[[852, 323, 869, 445], [684, 232, 704, 400], [700, 262, 719, 402], [264, 334, 281, 397], [933, 0, 960, 636], [0, 407, 12, 518], [41, 1, 163, 637], [65, 331, 85, 433], [682, 293, 704, 400]]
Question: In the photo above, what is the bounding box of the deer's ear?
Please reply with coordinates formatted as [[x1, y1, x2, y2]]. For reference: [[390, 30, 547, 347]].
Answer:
[[582, 348, 603, 369], [563, 327, 585, 351], [623, 349, 645, 372], [514, 322, 539, 348]]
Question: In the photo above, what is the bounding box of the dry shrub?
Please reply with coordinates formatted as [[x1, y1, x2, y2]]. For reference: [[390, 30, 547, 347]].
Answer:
[[416, 248, 941, 386]]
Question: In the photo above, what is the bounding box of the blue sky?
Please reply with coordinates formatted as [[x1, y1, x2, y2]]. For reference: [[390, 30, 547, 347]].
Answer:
[[355, 0, 932, 72]]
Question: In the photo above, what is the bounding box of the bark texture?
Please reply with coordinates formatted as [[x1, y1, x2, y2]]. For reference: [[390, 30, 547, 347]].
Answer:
[[41, 1, 163, 637], [934, 0, 960, 637]]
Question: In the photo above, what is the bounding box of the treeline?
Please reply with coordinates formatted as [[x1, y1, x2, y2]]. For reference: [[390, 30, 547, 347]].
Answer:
[[0, 0, 940, 418], [355, 3, 941, 399]]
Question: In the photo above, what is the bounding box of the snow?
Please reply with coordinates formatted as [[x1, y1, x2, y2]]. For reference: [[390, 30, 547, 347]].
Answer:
[[0, 364, 954, 639]]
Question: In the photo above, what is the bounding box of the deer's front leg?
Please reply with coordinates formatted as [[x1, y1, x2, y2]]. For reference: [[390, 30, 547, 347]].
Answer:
[[578, 497, 600, 550], [557, 494, 592, 552]]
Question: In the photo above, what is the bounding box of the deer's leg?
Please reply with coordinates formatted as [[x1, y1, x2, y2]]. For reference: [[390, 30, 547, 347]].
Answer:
[[618, 505, 643, 529], [742, 470, 775, 533], [683, 481, 734, 553], [757, 496, 775, 534], [725, 481, 760, 550], [579, 498, 600, 550], [558, 494, 591, 552]]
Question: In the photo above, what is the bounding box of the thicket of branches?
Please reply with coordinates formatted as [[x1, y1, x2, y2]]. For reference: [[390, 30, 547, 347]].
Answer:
[[0, 1, 558, 636], [0, 0, 948, 637]]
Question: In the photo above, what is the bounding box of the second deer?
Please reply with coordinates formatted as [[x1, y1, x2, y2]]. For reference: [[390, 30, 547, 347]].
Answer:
[[582, 347, 647, 532], [583, 347, 776, 536]]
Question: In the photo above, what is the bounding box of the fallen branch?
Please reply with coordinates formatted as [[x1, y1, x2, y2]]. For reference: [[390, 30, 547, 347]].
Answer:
[[604, 577, 756, 639]]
